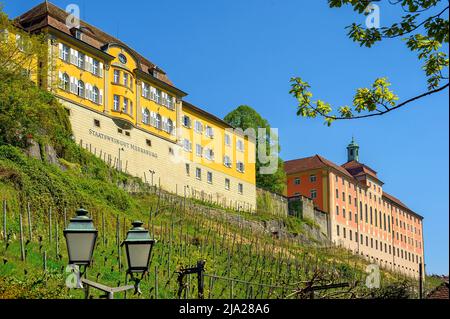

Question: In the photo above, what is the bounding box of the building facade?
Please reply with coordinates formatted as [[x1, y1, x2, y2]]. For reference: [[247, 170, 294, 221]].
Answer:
[[285, 139, 425, 278], [11, 2, 256, 211]]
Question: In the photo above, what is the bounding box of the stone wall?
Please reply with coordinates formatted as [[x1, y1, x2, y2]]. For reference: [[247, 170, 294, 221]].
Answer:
[[288, 195, 330, 237], [256, 187, 288, 217]]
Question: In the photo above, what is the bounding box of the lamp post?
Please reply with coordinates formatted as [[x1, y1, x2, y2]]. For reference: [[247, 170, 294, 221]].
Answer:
[[63, 209, 156, 299], [148, 170, 156, 187], [121, 221, 156, 294], [118, 147, 125, 171]]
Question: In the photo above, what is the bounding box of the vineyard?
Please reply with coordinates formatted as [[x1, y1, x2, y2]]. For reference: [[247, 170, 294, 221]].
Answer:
[[0, 183, 434, 299], [0, 70, 443, 300]]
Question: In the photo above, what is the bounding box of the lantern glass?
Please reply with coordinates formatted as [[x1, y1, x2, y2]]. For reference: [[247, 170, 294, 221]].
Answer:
[[65, 232, 97, 265], [127, 243, 152, 271]]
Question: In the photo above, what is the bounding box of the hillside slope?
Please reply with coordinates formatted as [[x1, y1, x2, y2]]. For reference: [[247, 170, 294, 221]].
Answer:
[[0, 72, 440, 299]]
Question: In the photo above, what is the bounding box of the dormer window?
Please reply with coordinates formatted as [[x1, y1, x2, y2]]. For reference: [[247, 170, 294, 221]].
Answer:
[[75, 29, 83, 40]]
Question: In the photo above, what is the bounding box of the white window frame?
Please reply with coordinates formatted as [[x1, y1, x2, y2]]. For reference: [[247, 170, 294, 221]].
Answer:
[[196, 168, 202, 180], [237, 139, 244, 152], [236, 161, 245, 173], [225, 178, 230, 190], [113, 95, 120, 111], [207, 172, 213, 184], [114, 70, 120, 84], [223, 155, 232, 168], [225, 134, 231, 146], [195, 144, 203, 157]]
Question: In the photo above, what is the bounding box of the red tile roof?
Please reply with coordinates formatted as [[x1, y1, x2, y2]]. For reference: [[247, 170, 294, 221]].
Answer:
[[13, 1, 173, 85], [382, 191, 423, 219], [284, 155, 354, 179]]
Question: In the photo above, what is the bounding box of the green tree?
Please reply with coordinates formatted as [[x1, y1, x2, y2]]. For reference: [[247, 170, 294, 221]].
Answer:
[[224, 105, 286, 194], [0, 7, 50, 84], [290, 0, 449, 126]]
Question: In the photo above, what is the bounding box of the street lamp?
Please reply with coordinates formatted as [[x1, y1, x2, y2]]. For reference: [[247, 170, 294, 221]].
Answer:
[[121, 221, 156, 295], [63, 210, 156, 299], [121, 221, 155, 274], [63, 208, 98, 268]]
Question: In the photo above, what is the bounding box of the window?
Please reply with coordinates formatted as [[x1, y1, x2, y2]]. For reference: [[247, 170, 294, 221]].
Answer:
[[182, 115, 191, 128], [225, 134, 231, 146], [236, 161, 245, 173], [238, 183, 244, 194], [196, 144, 203, 157], [61, 73, 70, 91], [349, 211, 352, 221], [146, 139, 152, 147], [237, 140, 244, 152], [143, 109, 150, 125], [194, 120, 203, 134], [207, 172, 213, 184], [195, 168, 201, 180], [183, 138, 192, 152], [349, 195, 352, 204], [113, 95, 120, 111], [225, 178, 230, 190], [310, 190, 317, 199], [142, 83, 150, 98], [114, 70, 120, 83], [343, 228, 346, 239], [294, 178, 301, 185], [60, 43, 70, 62], [205, 126, 214, 138], [349, 230, 353, 241], [224, 155, 232, 168], [123, 73, 129, 87], [118, 53, 127, 64], [92, 86, 99, 104], [75, 29, 83, 40], [342, 192, 346, 201], [336, 189, 339, 199], [337, 225, 340, 236], [123, 98, 129, 113], [310, 175, 317, 182], [167, 119, 174, 135], [92, 59, 100, 76], [185, 164, 190, 176], [336, 206, 339, 216], [78, 52, 85, 69], [205, 148, 214, 161], [77, 80, 85, 97], [156, 114, 162, 130], [343, 208, 346, 219], [94, 119, 100, 127]]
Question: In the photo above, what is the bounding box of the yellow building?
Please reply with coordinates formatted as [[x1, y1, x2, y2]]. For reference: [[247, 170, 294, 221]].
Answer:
[[13, 2, 257, 211]]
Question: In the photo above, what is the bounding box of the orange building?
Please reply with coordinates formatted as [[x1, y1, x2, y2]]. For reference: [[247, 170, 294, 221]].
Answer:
[[285, 139, 425, 278]]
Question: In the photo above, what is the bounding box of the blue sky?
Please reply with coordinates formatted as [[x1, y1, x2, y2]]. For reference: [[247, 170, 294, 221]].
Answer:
[[5, 0, 449, 275]]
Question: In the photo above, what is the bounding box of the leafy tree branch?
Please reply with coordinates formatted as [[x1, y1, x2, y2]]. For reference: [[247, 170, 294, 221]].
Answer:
[[291, 0, 449, 125]]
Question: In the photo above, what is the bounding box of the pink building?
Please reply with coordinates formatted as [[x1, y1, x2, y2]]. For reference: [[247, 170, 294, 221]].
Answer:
[[285, 139, 425, 278]]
